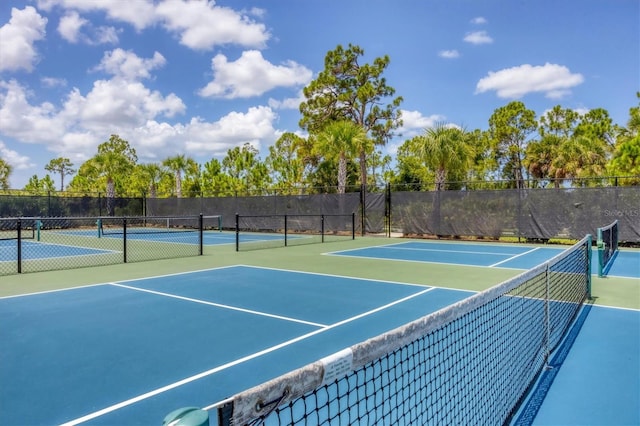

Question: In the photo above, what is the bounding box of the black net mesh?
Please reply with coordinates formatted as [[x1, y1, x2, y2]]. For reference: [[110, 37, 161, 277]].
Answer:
[[217, 236, 591, 426]]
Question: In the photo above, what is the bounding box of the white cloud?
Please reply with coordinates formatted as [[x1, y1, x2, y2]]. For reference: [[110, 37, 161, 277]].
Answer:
[[268, 90, 306, 110], [475, 63, 584, 99], [0, 78, 278, 166], [37, 0, 157, 31], [93, 49, 166, 80], [0, 140, 33, 170], [38, 0, 270, 51], [57, 11, 85, 43], [464, 30, 493, 45], [156, 0, 270, 50], [41, 77, 67, 88], [58, 11, 119, 45], [398, 110, 447, 138], [438, 50, 460, 59], [199, 50, 313, 99], [183, 106, 278, 155], [0, 80, 65, 143], [0, 6, 47, 72], [471, 17, 487, 25]]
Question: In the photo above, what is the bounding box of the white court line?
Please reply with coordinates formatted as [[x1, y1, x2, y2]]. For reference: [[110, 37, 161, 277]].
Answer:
[[489, 247, 541, 267], [59, 286, 436, 426], [110, 282, 327, 328], [382, 245, 528, 256]]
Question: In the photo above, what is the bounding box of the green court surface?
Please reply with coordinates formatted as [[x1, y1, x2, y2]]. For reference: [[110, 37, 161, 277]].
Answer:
[[1, 236, 637, 310]]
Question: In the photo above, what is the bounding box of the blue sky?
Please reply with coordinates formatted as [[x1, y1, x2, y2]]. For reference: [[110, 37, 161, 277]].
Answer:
[[0, 0, 638, 189]]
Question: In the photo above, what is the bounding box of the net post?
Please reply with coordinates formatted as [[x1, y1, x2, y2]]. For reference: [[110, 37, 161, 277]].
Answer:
[[36, 218, 42, 241], [218, 215, 222, 232], [586, 234, 593, 299], [123, 217, 128, 263], [352, 212, 355, 239], [199, 213, 204, 256], [17, 218, 22, 274], [97, 218, 102, 238], [596, 227, 604, 277], [321, 214, 325, 243], [284, 215, 288, 247], [235, 214, 239, 252]]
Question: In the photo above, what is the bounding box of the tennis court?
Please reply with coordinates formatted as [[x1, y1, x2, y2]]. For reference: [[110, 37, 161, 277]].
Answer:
[[0, 235, 638, 425], [328, 240, 640, 279]]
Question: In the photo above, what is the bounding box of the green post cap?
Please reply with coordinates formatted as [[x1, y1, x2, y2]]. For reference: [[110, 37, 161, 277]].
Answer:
[[162, 407, 209, 426]]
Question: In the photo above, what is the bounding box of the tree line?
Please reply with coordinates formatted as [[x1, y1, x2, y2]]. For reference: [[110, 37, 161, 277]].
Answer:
[[1, 44, 638, 196]]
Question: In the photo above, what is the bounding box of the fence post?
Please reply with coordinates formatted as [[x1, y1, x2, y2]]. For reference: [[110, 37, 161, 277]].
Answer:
[[360, 184, 366, 236], [199, 214, 203, 256], [386, 183, 391, 238], [17, 218, 22, 274], [123, 217, 127, 263], [235, 213, 239, 252], [284, 214, 288, 247]]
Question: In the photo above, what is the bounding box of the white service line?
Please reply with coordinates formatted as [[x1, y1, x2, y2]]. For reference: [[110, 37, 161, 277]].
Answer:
[[489, 247, 541, 267], [110, 282, 327, 327], [59, 286, 436, 425]]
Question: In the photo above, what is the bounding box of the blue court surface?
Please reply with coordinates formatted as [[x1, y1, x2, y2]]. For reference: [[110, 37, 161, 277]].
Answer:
[[62, 229, 292, 245], [0, 239, 116, 261], [0, 266, 474, 425], [328, 241, 640, 279]]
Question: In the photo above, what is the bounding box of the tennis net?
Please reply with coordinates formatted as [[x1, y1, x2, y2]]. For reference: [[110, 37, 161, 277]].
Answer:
[[0, 217, 37, 241], [234, 213, 355, 251], [98, 215, 222, 236], [216, 235, 592, 425], [597, 220, 618, 277]]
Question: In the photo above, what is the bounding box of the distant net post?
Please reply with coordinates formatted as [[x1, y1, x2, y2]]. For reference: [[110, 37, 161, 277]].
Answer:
[[597, 220, 619, 277]]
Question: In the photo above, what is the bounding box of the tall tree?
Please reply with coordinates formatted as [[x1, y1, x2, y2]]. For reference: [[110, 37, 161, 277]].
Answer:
[[0, 158, 11, 190], [315, 120, 369, 194], [163, 154, 197, 198], [412, 123, 471, 191], [23, 174, 55, 194], [265, 132, 308, 193], [299, 44, 403, 188], [131, 163, 168, 198], [608, 93, 640, 183], [45, 157, 75, 191], [488, 101, 537, 188], [221, 143, 269, 194], [526, 106, 580, 187], [71, 135, 137, 213], [552, 135, 608, 185]]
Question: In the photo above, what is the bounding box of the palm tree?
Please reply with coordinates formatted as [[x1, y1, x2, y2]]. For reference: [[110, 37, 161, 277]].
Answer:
[[316, 121, 368, 194], [415, 123, 471, 190], [163, 154, 197, 198], [88, 135, 137, 214], [0, 158, 12, 190], [552, 135, 608, 186], [133, 163, 167, 198]]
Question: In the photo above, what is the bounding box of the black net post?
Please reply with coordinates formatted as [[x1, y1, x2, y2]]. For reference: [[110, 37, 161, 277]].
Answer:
[[386, 183, 391, 238], [123, 217, 127, 263], [235, 214, 239, 252], [284, 215, 288, 247], [199, 213, 204, 256], [360, 184, 366, 236], [321, 214, 325, 243], [352, 213, 356, 239], [17, 218, 22, 274]]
